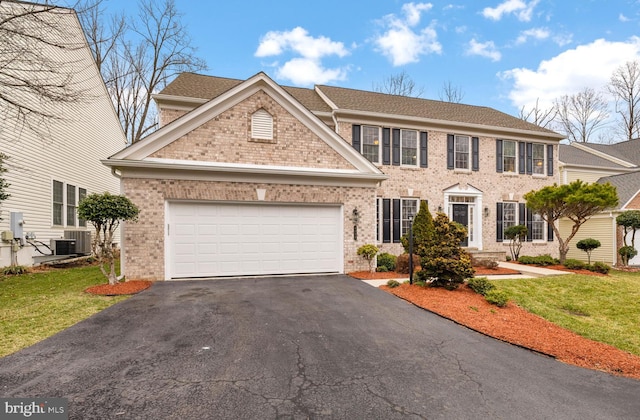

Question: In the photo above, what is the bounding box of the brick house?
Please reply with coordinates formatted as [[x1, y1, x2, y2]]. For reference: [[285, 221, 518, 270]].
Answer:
[[105, 72, 564, 280]]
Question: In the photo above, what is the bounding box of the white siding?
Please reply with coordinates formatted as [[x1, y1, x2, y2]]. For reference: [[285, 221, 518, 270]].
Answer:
[[0, 4, 126, 266], [560, 216, 616, 264]]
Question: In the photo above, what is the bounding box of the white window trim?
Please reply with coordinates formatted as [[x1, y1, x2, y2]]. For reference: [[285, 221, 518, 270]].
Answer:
[[400, 129, 418, 167], [52, 180, 88, 229], [532, 143, 545, 176], [361, 125, 381, 164], [503, 140, 517, 174], [454, 135, 471, 170], [400, 198, 419, 236]]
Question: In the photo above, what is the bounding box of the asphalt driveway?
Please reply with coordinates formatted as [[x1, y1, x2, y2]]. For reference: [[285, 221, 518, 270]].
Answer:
[[1, 275, 639, 419]]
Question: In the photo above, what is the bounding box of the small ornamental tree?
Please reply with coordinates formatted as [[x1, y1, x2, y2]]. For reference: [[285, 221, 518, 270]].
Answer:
[[357, 244, 379, 273], [401, 201, 434, 257], [417, 212, 474, 290], [617, 210, 640, 248], [618, 246, 638, 266], [78, 192, 140, 285], [504, 225, 528, 261], [576, 238, 601, 265], [0, 153, 10, 221], [524, 180, 618, 263]]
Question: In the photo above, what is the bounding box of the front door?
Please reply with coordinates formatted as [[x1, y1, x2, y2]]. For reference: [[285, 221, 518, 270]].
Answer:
[[452, 204, 469, 247]]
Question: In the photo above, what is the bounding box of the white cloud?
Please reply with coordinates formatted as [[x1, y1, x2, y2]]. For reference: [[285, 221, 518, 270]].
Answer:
[[482, 0, 540, 22], [374, 2, 442, 66], [619, 13, 630, 22], [276, 58, 348, 85], [466, 39, 502, 61], [500, 37, 640, 109], [255, 27, 349, 86], [516, 27, 550, 44]]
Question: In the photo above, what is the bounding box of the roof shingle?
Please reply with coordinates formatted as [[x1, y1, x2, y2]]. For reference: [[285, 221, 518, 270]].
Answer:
[[598, 171, 640, 209]]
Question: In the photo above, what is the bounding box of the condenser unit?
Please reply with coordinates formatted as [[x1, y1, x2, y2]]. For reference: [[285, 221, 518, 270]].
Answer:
[[64, 231, 92, 255], [50, 239, 76, 255]]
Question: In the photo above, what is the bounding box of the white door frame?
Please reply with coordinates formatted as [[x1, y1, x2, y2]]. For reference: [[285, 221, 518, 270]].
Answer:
[[443, 184, 484, 250]]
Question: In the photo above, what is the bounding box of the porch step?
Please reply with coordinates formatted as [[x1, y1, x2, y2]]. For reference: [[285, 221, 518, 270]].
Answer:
[[467, 250, 507, 264]]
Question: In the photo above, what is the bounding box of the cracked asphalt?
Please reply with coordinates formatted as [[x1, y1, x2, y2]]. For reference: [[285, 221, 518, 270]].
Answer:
[[1, 275, 639, 419]]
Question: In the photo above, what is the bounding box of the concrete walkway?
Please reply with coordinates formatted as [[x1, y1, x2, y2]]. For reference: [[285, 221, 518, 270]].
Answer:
[[361, 261, 571, 287]]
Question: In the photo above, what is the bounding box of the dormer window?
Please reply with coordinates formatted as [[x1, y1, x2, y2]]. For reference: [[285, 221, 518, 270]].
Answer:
[[251, 109, 273, 140]]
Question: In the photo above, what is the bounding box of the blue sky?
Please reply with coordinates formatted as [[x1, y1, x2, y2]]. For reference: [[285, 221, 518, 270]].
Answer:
[[102, 0, 640, 118]]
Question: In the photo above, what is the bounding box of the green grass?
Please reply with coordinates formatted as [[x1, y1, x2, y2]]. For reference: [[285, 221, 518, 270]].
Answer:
[[493, 270, 640, 356], [0, 263, 129, 358]]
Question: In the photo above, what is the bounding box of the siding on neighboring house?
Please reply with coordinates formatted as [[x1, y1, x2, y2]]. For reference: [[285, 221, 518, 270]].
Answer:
[[0, 3, 125, 267]]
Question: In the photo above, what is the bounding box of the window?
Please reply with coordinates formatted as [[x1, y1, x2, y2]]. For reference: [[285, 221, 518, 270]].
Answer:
[[532, 143, 544, 174], [503, 140, 517, 173], [53, 181, 64, 226], [78, 188, 87, 227], [502, 202, 517, 240], [454, 135, 470, 169], [362, 126, 380, 163], [66, 184, 76, 227], [401, 199, 418, 236], [401, 130, 417, 166], [531, 212, 545, 241], [251, 109, 273, 140]]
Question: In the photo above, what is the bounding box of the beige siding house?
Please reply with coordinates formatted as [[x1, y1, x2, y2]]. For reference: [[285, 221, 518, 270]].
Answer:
[[0, 2, 126, 267], [106, 72, 565, 281], [559, 142, 640, 265]]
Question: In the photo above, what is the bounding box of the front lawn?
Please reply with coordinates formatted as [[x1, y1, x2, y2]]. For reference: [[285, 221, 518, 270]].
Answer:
[[0, 263, 129, 358], [493, 270, 640, 356]]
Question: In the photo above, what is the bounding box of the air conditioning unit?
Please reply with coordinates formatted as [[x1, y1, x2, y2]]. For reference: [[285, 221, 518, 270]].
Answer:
[[50, 239, 76, 255], [64, 231, 92, 255]]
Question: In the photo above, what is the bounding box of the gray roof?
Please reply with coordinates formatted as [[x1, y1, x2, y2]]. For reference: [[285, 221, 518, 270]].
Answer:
[[598, 171, 640, 209], [583, 139, 640, 166], [559, 144, 627, 169], [159, 72, 562, 136]]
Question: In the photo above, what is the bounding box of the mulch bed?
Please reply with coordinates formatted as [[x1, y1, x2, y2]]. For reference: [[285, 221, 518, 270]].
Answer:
[[85, 280, 153, 296]]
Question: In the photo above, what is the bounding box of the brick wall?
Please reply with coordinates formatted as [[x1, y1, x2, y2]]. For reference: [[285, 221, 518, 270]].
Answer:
[[121, 178, 376, 280]]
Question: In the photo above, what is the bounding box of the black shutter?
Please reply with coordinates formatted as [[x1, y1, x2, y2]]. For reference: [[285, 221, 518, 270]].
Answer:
[[420, 131, 428, 168], [526, 206, 533, 242], [392, 129, 400, 166], [392, 199, 401, 243], [496, 139, 503, 173], [447, 134, 455, 169], [526, 143, 533, 175], [382, 128, 391, 165], [382, 199, 391, 243], [496, 202, 503, 242], [518, 142, 526, 174], [547, 145, 554, 176], [352, 125, 361, 152], [472, 136, 479, 171], [547, 219, 554, 242]]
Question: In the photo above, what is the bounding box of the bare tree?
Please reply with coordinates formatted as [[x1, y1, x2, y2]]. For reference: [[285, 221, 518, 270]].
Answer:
[[608, 60, 640, 141], [554, 88, 610, 143], [518, 98, 557, 129], [373, 70, 424, 97], [77, 0, 125, 75], [438, 80, 465, 103], [82, 0, 207, 143], [0, 1, 86, 136]]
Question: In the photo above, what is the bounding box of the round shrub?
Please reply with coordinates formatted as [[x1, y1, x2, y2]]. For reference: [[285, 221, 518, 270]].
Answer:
[[467, 277, 496, 296], [485, 290, 509, 307], [376, 266, 389, 272], [396, 253, 421, 274], [588, 261, 611, 274], [618, 246, 638, 266], [563, 259, 586, 270], [377, 252, 397, 272], [386, 279, 400, 288]]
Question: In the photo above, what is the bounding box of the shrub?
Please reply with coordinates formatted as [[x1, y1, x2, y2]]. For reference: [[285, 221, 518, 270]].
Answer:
[[377, 252, 397, 272], [357, 244, 379, 272], [504, 224, 528, 261], [485, 290, 509, 307], [396, 253, 420, 274], [518, 254, 558, 266], [376, 266, 388, 272], [400, 200, 434, 257], [2, 265, 28, 275], [618, 245, 638, 266], [563, 259, 586, 270], [467, 277, 496, 296], [576, 238, 601, 265], [386, 279, 400, 288], [588, 261, 611, 274], [479, 260, 499, 270]]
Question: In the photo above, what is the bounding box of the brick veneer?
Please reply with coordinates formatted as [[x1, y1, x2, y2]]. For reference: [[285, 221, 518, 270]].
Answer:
[[121, 178, 376, 280]]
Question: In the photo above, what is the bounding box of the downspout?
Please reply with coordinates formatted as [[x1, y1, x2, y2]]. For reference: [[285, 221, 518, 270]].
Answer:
[[110, 166, 126, 281]]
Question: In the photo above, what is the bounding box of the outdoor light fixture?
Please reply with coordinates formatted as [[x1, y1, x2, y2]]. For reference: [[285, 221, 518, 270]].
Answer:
[[438, 205, 443, 212], [484, 206, 489, 217]]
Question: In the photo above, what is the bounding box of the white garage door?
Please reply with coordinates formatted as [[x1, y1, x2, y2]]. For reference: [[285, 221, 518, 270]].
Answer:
[[168, 202, 343, 278]]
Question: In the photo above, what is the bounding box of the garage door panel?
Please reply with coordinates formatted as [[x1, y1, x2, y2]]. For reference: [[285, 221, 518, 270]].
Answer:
[[169, 202, 342, 278]]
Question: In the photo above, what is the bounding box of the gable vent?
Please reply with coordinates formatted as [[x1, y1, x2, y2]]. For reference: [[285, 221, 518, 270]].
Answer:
[[251, 109, 273, 140]]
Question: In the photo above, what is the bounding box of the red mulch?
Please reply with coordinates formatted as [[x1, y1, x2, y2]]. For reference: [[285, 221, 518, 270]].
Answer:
[[381, 283, 640, 380], [85, 280, 152, 296], [350, 265, 521, 279]]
